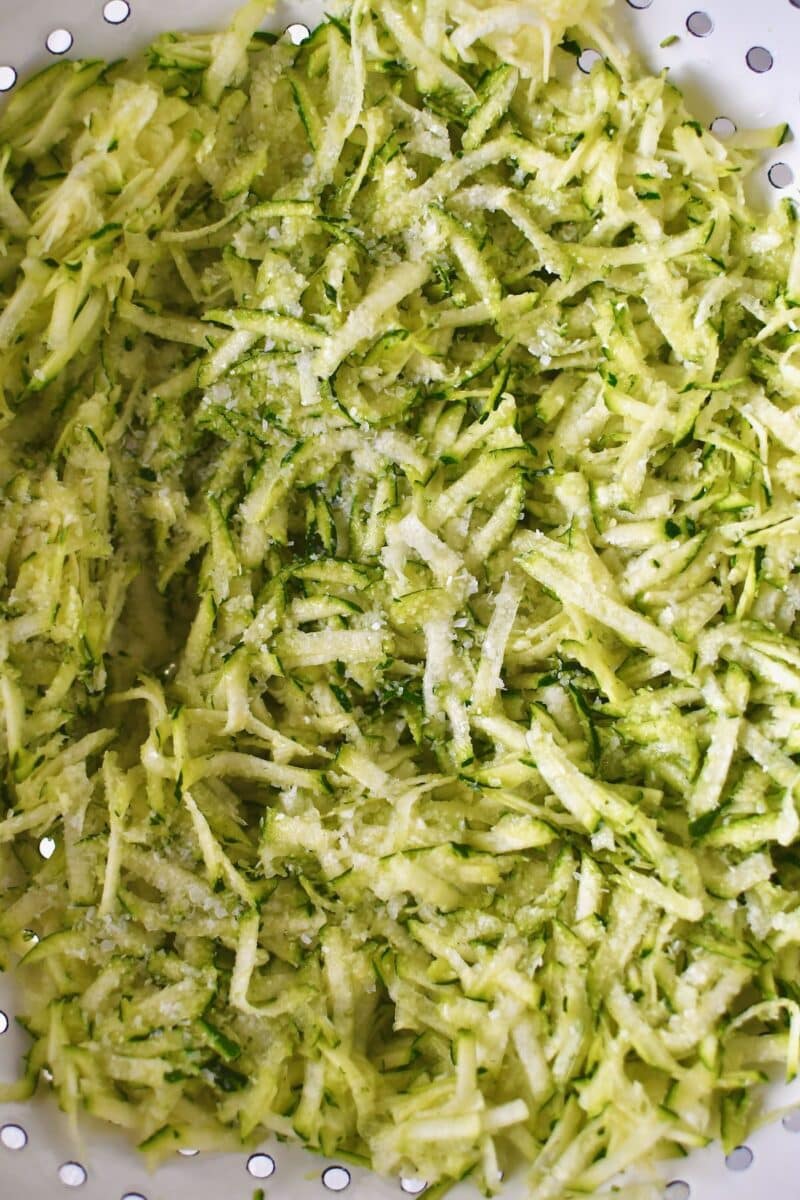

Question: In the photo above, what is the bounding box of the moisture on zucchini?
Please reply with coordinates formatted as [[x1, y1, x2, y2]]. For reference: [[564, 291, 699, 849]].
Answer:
[[1, 1, 800, 1197]]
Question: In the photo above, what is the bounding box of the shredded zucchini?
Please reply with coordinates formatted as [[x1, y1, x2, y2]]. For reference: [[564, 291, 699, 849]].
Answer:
[[2, 1, 800, 1196]]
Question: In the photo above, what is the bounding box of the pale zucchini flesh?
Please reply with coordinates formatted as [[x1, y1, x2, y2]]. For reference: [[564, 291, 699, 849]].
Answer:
[[1, 1, 800, 1197]]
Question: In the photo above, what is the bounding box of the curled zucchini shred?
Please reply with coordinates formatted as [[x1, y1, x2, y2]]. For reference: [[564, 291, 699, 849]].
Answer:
[[2, 0, 800, 1195]]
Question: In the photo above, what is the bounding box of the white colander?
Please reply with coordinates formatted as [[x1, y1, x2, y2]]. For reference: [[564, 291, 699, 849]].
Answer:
[[2, 2, 800, 1198]]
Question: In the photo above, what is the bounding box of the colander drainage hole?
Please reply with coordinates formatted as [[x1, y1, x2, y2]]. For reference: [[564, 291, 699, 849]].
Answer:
[[686, 11, 713, 36], [104, 1, 131, 23], [725, 1145, 754, 1172], [746, 46, 774, 72], [578, 48, 603, 73], [285, 23, 310, 44], [246, 1153, 275, 1179], [58, 1162, 88, 1187], [46, 29, 74, 55], [710, 116, 736, 138], [768, 162, 794, 188], [0, 1124, 27, 1151], [322, 1165, 351, 1191]]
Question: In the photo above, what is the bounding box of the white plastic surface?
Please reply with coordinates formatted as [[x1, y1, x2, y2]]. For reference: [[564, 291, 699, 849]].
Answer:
[[2, 2, 800, 1198]]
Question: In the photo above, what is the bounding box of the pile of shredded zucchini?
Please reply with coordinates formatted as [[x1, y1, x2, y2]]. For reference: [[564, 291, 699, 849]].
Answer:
[[3, 0, 800, 1194]]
